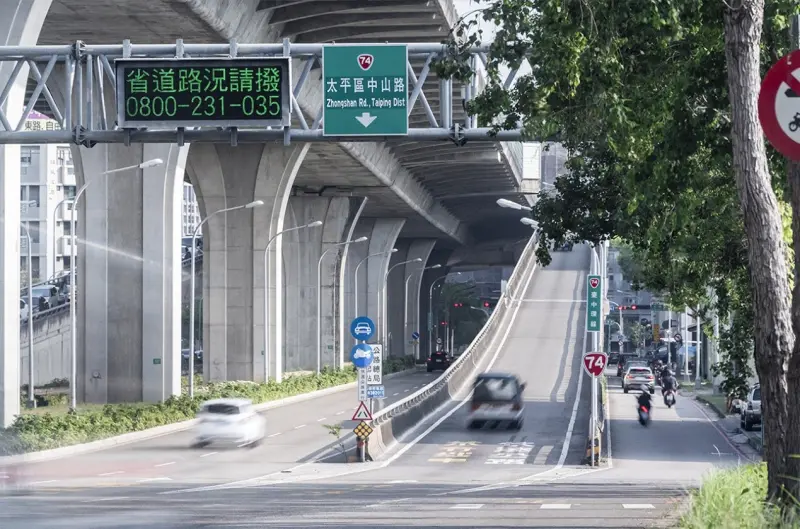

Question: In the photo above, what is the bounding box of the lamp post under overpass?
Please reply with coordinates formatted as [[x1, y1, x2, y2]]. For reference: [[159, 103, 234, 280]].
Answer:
[[353, 248, 398, 344], [188, 199, 264, 398], [404, 264, 441, 359]]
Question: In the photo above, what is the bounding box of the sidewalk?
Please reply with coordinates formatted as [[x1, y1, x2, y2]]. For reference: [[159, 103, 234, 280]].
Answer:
[[685, 387, 763, 457]]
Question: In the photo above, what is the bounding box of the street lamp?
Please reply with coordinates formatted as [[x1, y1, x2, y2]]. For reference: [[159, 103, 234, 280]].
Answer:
[[317, 236, 368, 374], [51, 197, 71, 279], [428, 273, 456, 354], [353, 248, 398, 341], [520, 217, 537, 227], [69, 158, 164, 411], [263, 220, 322, 383], [380, 258, 422, 351], [188, 199, 264, 398], [496, 198, 532, 212], [20, 225, 34, 409], [404, 264, 441, 358]]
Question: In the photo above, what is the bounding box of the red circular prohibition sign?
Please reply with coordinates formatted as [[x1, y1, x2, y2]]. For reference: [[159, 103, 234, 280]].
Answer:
[[758, 50, 800, 161]]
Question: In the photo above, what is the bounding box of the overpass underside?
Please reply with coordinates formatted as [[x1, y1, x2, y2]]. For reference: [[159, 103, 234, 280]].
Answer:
[[0, 0, 533, 427]]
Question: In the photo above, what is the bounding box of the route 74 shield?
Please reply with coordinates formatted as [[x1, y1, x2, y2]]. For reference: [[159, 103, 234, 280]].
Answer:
[[582, 352, 608, 378]]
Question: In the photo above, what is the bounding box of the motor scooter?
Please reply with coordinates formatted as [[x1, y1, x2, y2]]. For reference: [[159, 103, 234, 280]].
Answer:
[[663, 389, 676, 408], [637, 403, 651, 426]]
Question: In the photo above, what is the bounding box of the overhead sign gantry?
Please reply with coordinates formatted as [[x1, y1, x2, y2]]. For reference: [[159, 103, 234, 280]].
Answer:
[[0, 39, 524, 146]]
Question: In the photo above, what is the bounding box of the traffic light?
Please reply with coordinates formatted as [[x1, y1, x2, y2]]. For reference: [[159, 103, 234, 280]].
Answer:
[[483, 301, 490, 308], [453, 302, 463, 308], [440, 321, 447, 326]]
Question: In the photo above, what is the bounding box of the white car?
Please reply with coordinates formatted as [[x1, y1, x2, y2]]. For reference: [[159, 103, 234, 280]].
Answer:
[[466, 373, 526, 430], [192, 398, 266, 449]]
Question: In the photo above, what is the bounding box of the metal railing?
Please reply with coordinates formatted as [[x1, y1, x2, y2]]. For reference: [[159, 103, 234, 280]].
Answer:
[[373, 230, 540, 427]]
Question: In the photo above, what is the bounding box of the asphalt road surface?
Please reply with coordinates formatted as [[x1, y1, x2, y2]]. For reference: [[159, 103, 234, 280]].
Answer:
[[3, 370, 434, 489], [0, 248, 752, 527]]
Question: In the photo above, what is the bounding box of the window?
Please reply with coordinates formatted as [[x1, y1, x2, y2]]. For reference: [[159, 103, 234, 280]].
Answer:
[[20, 146, 39, 165], [31, 257, 40, 280], [203, 403, 241, 415], [62, 256, 71, 269], [753, 388, 761, 401], [473, 377, 519, 402], [28, 186, 40, 206], [64, 186, 76, 199], [63, 222, 72, 236], [57, 147, 72, 165]]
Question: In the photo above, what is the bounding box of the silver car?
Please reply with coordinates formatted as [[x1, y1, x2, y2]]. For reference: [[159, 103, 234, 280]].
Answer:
[[623, 366, 655, 394], [466, 373, 526, 430], [740, 384, 761, 431]]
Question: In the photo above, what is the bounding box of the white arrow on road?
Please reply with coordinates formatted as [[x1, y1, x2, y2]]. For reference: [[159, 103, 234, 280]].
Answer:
[[355, 112, 377, 128]]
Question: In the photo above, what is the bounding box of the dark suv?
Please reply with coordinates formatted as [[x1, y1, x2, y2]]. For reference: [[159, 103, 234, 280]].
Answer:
[[426, 351, 451, 372]]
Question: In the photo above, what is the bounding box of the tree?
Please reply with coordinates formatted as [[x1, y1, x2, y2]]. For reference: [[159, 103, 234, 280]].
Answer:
[[435, 0, 799, 500], [436, 282, 487, 347]]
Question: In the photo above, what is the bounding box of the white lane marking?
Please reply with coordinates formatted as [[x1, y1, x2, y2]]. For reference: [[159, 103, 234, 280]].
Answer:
[[199, 452, 218, 458], [335, 411, 345, 415], [532, 445, 553, 465], [294, 424, 307, 430], [451, 504, 483, 509], [98, 471, 124, 477], [155, 462, 175, 467], [413, 386, 420, 389], [388, 480, 418, 484], [623, 504, 654, 509], [162, 256, 541, 495], [555, 326, 585, 468], [519, 298, 586, 303], [317, 417, 327, 422], [82, 496, 130, 503], [30, 480, 57, 485], [137, 477, 172, 483], [268, 432, 282, 438], [392, 393, 399, 396], [388, 255, 539, 469], [403, 389, 410, 392], [541, 504, 571, 509]]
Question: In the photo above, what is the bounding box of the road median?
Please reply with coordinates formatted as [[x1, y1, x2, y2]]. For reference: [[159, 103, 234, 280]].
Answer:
[[0, 361, 420, 464]]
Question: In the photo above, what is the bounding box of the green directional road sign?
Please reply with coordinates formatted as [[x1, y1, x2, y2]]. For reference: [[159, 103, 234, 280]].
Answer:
[[322, 44, 409, 136], [586, 275, 602, 332]]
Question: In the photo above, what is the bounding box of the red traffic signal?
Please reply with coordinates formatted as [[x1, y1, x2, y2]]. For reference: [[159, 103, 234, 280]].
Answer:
[[631, 305, 637, 310], [453, 302, 461, 307], [483, 301, 490, 307], [440, 321, 447, 326]]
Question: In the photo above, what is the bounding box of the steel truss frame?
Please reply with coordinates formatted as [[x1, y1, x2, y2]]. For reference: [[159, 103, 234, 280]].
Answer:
[[0, 39, 523, 146]]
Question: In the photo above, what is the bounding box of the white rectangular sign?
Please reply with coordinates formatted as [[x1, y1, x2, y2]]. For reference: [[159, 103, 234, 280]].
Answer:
[[357, 367, 368, 401], [367, 344, 383, 385]]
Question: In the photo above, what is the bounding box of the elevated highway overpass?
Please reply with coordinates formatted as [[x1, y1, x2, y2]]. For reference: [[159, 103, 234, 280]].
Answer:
[[0, 0, 538, 425]]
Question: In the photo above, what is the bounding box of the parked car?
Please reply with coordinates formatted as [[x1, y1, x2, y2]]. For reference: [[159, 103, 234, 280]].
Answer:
[[466, 372, 525, 430], [19, 299, 29, 323], [426, 351, 451, 372], [192, 398, 266, 449], [740, 384, 761, 431]]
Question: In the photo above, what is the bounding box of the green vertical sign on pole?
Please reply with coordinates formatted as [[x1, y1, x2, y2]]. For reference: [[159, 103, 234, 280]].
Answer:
[[586, 275, 602, 332], [322, 44, 409, 136]]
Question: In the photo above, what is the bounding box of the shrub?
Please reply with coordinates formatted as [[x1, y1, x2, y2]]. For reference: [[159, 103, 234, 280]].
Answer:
[[3, 367, 357, 454], [680, 463, 800, 529]]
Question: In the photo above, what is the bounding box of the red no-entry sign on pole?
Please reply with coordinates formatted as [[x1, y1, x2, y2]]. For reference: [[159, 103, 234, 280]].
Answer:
[[759, 50, 800, 161]]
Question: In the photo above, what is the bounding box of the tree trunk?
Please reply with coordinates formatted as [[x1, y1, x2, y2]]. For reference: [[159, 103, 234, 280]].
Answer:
[[786, 159, 800, 501], [723, 0, 794, 500]]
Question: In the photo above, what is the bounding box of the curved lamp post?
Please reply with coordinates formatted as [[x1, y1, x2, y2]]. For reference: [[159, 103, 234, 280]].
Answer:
[[353, 248, 398, 343], [69, 158, 164, 411], [404, 264, 441, 359], [380, 258, 422, 351], [188, 199, 264, 398], [316, 236, 368, 374], [263, 220, 323, 383]]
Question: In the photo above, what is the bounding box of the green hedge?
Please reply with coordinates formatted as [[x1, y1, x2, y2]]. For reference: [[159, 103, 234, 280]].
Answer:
[[1, 367, 357, 455], [0, 358, 420, 455], [680, 463, 799, 529]]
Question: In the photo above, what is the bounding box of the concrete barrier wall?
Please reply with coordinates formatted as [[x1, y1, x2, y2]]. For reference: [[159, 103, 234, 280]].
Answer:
[[19, 310, 71, 386]]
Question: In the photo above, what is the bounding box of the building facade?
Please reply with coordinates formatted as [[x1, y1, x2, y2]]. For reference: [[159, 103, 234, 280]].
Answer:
[[182, 182, 200, 238], [19, 112, 76, 283]]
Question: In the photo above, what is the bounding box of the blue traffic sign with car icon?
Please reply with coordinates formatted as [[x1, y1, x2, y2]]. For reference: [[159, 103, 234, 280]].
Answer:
[[350, 316, 375, 341], [350, 344, 374, 368]]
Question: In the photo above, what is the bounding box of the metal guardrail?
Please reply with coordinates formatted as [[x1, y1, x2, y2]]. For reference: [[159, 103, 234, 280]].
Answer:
[[373, 231, 540, 427]]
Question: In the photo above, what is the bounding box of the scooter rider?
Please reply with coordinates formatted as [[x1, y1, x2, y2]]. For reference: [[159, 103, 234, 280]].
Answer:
[[637, 389, 653, 411], [661, 368, 678, 396]]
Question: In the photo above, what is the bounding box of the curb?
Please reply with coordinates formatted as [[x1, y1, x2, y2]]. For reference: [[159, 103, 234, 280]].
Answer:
[[1, 365, 422, 465], [694, 394, 764, 454], [695, 395, 727, 419]]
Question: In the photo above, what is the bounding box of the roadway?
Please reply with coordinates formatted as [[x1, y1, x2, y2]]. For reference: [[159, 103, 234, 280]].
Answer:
[[0, 246, 757, 527], [4, 370, 434, 490]]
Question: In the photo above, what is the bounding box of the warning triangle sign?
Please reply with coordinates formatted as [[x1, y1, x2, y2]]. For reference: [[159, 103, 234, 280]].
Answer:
[[352, 401, 373, 421]]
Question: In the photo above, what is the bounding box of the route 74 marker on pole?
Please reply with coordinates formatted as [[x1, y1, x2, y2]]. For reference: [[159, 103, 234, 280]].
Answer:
[[322, 44, 409, 136]]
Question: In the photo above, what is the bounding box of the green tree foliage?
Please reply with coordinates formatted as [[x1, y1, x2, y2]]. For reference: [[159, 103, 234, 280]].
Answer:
[[437, 281, 487, 346], [434, 0, 799, 501]]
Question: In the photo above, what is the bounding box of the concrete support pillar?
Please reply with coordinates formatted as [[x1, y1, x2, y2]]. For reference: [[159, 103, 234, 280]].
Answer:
[[281, 196, 359, 373], [419, 252, 450, 360], [70, 143, 186, 403], [402, 240, 436, 358], [354, 219, 405, 347], [341, 217, 404, 362], [385, 240, 411, 358]]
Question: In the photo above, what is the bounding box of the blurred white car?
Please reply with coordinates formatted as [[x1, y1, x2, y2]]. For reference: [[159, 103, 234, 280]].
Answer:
[[192, 398, 266, 449], [466, 373, 526, 430]]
